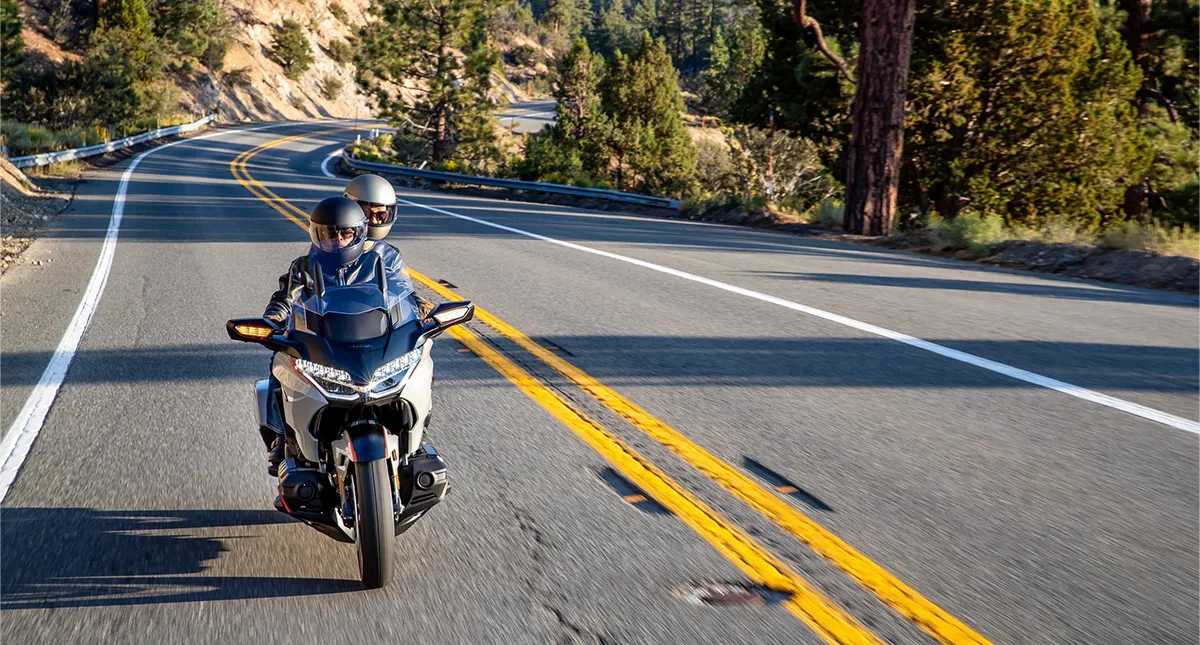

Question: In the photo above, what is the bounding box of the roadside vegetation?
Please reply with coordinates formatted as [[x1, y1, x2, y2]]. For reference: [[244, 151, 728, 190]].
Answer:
[[0, 0, 227, 155], [348, 0, 1196, 260]]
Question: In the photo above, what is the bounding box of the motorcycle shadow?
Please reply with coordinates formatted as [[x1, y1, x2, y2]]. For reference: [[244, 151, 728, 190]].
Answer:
[[0, 507, 362, 609]]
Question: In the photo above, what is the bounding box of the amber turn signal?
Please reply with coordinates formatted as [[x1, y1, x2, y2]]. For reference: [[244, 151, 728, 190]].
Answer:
[[235, 324, 273, 338]]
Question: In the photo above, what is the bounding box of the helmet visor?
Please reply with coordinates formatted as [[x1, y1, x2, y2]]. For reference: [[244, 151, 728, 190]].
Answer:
[[312, 222, 366, 252], [357, 201, 398, 227]]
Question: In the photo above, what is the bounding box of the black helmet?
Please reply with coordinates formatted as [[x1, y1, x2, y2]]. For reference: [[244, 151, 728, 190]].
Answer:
[[344, 174, 398, 239], [309, 196, 367, 266]]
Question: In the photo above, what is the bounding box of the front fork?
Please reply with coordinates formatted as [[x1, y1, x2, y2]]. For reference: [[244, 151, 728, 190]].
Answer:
[[329, 423, 449, 537], [330, 421, 403, 527]]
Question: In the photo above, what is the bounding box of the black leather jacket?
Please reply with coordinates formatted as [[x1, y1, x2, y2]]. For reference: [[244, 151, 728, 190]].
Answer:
[[263, 242, 425, 321]]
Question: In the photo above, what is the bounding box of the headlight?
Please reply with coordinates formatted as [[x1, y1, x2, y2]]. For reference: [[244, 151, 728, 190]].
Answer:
[[370, 346, 423, 392], [294, 359, 357, 397]]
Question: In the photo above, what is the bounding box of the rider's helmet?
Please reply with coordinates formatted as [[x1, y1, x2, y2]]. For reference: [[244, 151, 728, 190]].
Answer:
[[309, 196, 367, 266], [343, 174, 398, 240]]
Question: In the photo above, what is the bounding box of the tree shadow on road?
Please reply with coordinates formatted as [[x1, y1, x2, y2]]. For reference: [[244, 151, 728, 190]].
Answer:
[[748, 271, 1199, 308], [0, 508, 360, 609]]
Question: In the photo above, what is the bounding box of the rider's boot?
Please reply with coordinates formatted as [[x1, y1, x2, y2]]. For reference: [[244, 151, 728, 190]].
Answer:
[[260, 425, 285, 476]]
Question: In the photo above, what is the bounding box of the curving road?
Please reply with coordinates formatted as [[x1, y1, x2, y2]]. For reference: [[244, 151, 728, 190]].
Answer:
[[499, 100, 557, 133], [1, 122, 1197, 645]]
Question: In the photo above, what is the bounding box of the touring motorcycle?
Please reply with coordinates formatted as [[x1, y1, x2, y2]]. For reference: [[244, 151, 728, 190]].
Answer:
[[226, 262, 473, 588]]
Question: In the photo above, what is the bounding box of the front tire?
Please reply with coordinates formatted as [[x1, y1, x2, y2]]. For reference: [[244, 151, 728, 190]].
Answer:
[[354, 459, 395, 588]]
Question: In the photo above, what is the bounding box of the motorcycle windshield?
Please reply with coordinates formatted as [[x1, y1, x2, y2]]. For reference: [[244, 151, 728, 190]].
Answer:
[[296, 283, 419, 343]]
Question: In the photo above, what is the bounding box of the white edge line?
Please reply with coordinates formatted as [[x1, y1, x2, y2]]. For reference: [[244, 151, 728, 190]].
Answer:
[[0, 121, 316, 504], [393, 196, 1200, 435], [321, 149, 342, 179]]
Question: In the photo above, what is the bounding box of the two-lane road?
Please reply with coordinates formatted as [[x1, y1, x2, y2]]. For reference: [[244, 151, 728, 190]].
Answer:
[[499, 100, 557, 133], [2, 122, 1196, 645]]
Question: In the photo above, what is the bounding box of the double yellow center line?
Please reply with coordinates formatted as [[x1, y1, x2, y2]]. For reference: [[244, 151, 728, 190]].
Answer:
[[230, 128, 991, 645]]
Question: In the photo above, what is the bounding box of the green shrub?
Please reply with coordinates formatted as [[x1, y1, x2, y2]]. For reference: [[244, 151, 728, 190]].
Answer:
[[272, 19, 314, 80], [1, 122, 107, 156], [201, 29, 230, 71], [320, 75, 344, 100], [505, 44, 541, 67], [329, 2, 348, 23], [815, 199, 843, 229], [290, 95, 306, 110], [326, 39, 353, 65], [1099, 221, 1200, 258], [347, 142, 386, 163], [940, 212, 1008, 250], [224, 67, 252, 88]]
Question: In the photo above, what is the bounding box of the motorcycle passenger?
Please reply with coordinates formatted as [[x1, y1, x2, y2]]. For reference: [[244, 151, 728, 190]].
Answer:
[[345, 173, 436, 317], [344, 173, 399, 241], [259, 195, 416, 475]]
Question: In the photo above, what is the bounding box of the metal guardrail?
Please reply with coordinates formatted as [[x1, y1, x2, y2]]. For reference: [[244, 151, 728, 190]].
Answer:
[[8, 115, 217, 168], [343, 154, 681, 210]]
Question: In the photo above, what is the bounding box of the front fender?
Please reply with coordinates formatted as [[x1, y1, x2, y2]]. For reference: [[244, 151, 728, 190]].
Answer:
[[348, 430, 388, 462]]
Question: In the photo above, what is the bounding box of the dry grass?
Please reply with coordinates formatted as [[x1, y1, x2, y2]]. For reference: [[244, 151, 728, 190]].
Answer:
[[1098, 221, 1200, 258], [891, 214, 1200, 259], [25, 159, 85, 178]]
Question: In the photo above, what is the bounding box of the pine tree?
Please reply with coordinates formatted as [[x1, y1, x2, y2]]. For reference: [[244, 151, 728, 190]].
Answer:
[[272, 20, 315, 80], [732, 0, 855, 174], [1110, 0, 1198, 224], [98, 0, 159, 79], [541, 0, 590, 44], [104, 0, 152, 36], [521, 37, 608, 182], [1, 0, 23, 86], [726, 11, 765, 97], [600, 33, 696, 195], [587, 0, 633, 58], [904, 0, 1149, 227], [842, 0, 916, 236], [700, 27, 730, 114], [630, 0, 658, 39], [555, 38, 606, 144], [357, 0, 504, 165]]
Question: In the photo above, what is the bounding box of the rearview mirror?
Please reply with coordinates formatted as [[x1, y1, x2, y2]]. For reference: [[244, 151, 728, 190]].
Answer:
[[424, 301, 474, 337]]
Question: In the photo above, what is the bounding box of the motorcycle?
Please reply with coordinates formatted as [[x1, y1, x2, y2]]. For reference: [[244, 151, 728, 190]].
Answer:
[[226, 261, 473, 588]]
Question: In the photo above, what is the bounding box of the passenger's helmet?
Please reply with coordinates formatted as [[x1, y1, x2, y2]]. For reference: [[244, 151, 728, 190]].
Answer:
[[309, 196, 367, 266], [343, 174, 398, 240]]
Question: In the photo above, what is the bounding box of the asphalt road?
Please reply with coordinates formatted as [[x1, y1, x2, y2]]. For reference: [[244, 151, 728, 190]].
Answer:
[[1, 122, 1197, 645], [499, 100, 557, 133]]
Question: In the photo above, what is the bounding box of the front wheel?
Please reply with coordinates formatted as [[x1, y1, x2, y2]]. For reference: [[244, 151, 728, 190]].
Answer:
[[353, 459, 395, 588]]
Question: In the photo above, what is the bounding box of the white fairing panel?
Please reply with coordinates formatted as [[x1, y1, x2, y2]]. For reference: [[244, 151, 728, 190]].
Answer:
[[403, 348, 434, 453], [273, 354, 326, 461]]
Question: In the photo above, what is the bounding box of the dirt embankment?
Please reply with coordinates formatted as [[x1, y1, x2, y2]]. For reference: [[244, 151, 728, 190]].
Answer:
[[1, 172, 73, 274]]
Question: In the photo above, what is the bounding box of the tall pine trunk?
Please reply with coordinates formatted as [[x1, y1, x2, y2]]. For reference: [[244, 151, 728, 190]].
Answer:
[[843, 0, 916, 236], [1119, 0, 1152, 224]]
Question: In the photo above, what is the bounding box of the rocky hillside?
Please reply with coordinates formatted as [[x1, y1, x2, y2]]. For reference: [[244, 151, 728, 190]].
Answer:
[[17, 0, 542, 124], [209, 0, 376, 121]]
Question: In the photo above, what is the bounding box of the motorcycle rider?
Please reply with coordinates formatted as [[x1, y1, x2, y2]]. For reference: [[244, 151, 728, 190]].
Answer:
[[259, 195, 417, 475]]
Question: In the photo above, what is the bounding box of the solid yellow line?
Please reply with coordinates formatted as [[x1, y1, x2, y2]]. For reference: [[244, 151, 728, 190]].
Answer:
[[409, 249, 991, 645], [230, 126, 353, 226], [232, 130, 887, 645], [446, 324, 883, 645]]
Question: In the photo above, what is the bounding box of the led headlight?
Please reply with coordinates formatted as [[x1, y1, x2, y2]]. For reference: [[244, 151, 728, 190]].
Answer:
[[370, 346, 424, 393], [294, 359, 357, 397]]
